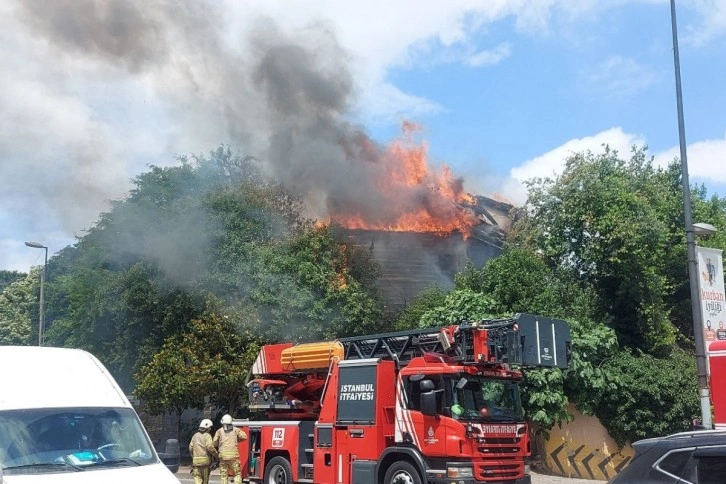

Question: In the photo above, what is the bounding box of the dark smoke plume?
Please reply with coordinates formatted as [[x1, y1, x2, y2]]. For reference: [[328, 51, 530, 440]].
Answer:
[[5, 0, 472, 276]]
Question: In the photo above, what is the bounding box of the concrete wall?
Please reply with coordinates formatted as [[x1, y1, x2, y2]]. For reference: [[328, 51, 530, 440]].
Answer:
[[542, 405, 634, 481]]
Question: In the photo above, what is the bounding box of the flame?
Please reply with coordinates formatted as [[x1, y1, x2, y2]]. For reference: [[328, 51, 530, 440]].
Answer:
[[330, 121, 478, 236]]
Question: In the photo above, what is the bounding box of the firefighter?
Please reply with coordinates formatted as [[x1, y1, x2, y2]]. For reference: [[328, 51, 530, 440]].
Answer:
[[189, 419, 217, 484], [213, 414, 247, 484]]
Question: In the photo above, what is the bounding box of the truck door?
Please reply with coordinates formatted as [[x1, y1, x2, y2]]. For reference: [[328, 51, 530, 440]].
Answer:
[[406, 374, 447, 456], [336, 359, 380, 484]]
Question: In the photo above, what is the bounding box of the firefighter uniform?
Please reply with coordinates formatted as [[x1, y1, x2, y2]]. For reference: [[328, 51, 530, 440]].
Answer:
[[213, 415, 247, 484], [189, 419, 217, 484]]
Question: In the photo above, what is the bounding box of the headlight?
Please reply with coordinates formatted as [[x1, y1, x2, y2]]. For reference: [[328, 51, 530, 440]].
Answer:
[[447, 466, 474, 478]]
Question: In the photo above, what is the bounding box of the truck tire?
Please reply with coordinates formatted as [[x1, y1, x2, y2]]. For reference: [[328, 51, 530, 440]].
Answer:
[[383, 461, 422, 484], [264, 456, 293, 484]]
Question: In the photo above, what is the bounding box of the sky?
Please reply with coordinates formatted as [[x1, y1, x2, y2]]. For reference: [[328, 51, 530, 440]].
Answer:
[[2, 0, 725, 273]]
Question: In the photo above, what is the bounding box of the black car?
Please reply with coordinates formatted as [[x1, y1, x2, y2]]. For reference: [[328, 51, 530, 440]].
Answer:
[[608, 430, 726, 483]]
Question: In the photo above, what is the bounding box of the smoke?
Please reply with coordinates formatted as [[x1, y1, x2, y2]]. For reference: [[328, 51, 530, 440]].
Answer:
[[5, 0, 469, 265]]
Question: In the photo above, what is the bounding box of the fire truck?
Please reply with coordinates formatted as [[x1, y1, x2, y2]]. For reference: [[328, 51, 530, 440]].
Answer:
[[233, 313, 570, 484]]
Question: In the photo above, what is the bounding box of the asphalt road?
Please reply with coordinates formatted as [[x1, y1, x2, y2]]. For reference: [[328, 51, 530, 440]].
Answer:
[[174, 466, 606, 483]]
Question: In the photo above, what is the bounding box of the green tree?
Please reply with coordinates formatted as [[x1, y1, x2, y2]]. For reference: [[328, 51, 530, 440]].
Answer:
[[455, 249, 597, 320], [0, 269, 38, 345], [512, 147, 688, 354], [46, 146, 383, 400], [418, 289, 497, 327], [0, 270, 25, 291], [135, 307, 261, 423], [597, 349, 699, 447], [394, 285, 448, 330], [134, 332, 207, 435]]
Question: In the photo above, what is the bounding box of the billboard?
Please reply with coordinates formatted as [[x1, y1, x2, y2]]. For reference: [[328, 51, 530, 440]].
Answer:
[[696, 247, 726, 360]]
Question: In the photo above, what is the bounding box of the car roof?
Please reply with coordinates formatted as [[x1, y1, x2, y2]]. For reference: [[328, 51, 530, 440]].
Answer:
[[0, 345, 131, 410], [634, 430, 726, 452]]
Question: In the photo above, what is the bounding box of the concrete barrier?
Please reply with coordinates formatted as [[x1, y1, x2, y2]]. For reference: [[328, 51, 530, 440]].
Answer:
[[542, 406, 634, 481]]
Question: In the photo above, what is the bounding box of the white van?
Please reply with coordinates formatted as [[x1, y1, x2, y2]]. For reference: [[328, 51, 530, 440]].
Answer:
[[0, 346, 180, 483]]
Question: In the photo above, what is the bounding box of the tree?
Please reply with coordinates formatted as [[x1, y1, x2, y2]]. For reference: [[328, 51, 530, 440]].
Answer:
[[134, 333, 207, 435], [394, 285, 448, 330], [0, 269, 38, 345], [455, 249, 597, 320], [135, 306, 261, 438], [418, 289, 498, 327], [512, 147, 694, 354], [244, 224, 383, 341], [0, 270, 25, 291], [46, 146, 383, 399], [597, 349, 699, 447], [412, 245, 700, 443]]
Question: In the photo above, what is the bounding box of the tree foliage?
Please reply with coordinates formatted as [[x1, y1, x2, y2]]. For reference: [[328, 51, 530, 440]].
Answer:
[[597, 349, 699, 447], [511, 147, 726, 355], [135, 306, 261, 417], [0, 269, 38, 345], [394, 285, 448, 330], [0, 270, 25, 291], [43, 147, 382, 393], [418, 289, 497, 326]]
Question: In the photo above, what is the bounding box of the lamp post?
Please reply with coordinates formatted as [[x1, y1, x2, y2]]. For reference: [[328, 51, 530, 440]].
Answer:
[[24, 241, 48, 346], [670, 0, 713, 429]]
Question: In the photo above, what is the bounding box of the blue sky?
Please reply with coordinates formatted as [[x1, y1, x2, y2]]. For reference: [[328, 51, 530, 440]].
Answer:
[[2, 0, 725, 272]]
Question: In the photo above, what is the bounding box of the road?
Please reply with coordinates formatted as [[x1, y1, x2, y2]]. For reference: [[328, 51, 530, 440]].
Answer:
[[174, 466, 606, 483]]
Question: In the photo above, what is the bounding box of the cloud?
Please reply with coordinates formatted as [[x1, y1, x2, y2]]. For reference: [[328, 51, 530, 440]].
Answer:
[[580, 55, 662, 100], [654, 131, 726, 183], [511, 127, 646, 182], [505, 126, 726, 206], [685, 0, 726, 46], [465, 42, 513, 67]]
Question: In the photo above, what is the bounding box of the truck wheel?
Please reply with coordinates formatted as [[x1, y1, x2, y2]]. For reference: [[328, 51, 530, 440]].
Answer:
[[383, 461, 422, 484], [264, 456, 293, 484]]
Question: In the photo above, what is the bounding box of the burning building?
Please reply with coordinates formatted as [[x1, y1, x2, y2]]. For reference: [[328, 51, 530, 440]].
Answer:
[[334, 195, 513, 310], [316, 122, 515, 309]]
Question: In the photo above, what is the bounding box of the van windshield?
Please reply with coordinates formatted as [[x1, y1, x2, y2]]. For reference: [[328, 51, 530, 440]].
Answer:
[[0, 407, 156, 475]]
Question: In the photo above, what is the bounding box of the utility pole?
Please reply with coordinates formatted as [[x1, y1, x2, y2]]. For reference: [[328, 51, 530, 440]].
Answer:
[[670, 0, 712, 428], [24, 241, 48, 346]]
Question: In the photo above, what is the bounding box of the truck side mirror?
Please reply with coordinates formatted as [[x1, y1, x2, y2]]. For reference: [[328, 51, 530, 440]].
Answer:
[[421, 392, 437, 416], [419, 379, 434, 392]]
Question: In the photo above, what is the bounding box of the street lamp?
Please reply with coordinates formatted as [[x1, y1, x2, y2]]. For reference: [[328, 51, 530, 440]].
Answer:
[[670, 0, 713, 429], [24, 241, 48, 346], [694, 223, 717, 236]]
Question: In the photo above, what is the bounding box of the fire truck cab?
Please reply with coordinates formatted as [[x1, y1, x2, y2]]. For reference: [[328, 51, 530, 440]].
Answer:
[[234, 313, 570, 484]]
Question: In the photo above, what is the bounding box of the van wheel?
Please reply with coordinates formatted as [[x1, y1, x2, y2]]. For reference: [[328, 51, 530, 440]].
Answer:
[[384, 461, 422, 484], [264, 456, 293, 484]]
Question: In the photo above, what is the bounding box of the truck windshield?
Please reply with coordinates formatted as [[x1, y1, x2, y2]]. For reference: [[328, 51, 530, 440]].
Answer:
[[0, 407, 156, 475], [448, 376, 523, 422]]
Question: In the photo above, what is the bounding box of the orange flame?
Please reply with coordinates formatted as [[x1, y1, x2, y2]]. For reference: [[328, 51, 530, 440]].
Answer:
[[330, 122, 477, 236]]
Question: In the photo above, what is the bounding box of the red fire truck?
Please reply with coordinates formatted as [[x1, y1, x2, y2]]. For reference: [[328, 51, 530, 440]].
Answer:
[[233, 313, 570, 484]]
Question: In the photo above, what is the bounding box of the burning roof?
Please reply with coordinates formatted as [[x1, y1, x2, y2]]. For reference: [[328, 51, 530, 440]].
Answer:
[[326, 121, 481, 237], [308, 120, 516, 309], [337, 195, 514, 310]]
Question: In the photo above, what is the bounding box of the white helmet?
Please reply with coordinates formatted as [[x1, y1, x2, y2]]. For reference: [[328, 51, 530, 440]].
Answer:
[[199, 419, 213, 430], [221, 414, 233, 429]]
